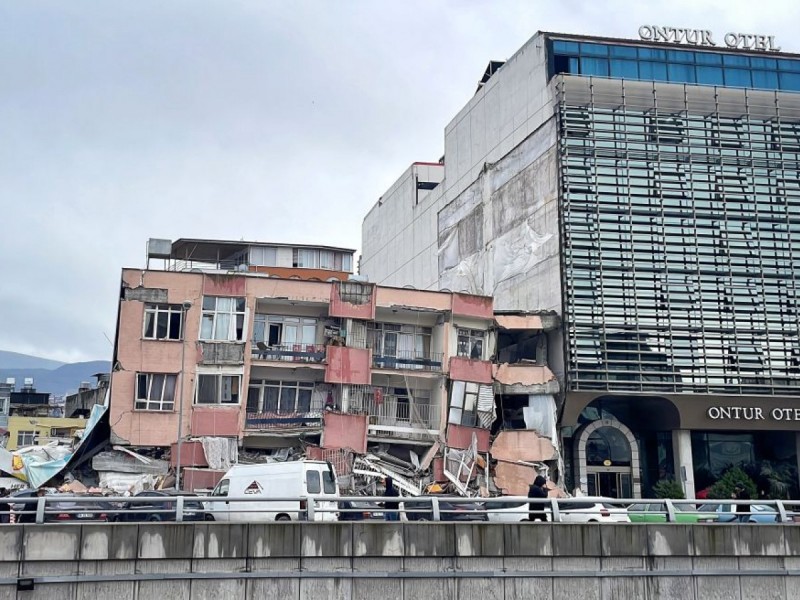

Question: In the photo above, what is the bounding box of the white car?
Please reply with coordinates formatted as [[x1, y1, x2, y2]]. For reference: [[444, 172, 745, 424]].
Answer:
[[486, 496, 631, 523]]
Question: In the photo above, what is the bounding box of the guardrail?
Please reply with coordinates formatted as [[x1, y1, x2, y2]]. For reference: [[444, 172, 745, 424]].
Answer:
[[6, 494, 800, 525]]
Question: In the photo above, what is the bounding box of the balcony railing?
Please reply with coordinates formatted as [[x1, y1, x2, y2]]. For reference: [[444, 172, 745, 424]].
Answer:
[[371, 350, 443, 372], [251, 343, 326, 363], [349, 393, 439, 431], [245, 397, 325, 430]]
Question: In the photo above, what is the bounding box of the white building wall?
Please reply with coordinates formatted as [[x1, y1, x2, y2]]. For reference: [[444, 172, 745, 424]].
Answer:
[[361, 163, 445, 289]]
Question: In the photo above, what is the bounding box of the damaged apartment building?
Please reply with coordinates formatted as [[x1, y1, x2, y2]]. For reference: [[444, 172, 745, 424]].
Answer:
[[107, 238, 561, 496]]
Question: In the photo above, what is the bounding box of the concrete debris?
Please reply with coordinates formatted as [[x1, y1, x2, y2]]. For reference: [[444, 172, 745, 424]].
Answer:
[[490, 430, 557, 463], [92, 449, 169, 475]]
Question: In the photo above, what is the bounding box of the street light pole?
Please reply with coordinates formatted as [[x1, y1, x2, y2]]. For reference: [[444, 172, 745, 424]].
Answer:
[[175, 301, 192, 491]]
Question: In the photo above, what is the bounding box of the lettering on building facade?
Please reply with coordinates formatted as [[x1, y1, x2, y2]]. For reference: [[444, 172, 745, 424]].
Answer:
[[638, 26, 781, 52], [707, 406, 800, 421]]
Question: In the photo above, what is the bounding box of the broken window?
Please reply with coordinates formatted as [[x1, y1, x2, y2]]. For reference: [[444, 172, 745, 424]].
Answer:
[[448, 381, 493, 427], [337, 281, 373, 305], [196, 373, 241, 405], [16, 430, 35, 447], [135, 373, 177, 411], [247, 380, 315, 414], [200, 296, 246, 342], [457, 329, 485, 359], [496, 331, 547, 364], [143, 304, 184, 340]]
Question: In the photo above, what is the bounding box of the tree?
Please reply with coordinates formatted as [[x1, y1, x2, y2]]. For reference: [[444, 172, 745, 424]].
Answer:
[[707, 466, 757, 500], [652, 479, 685, 499]]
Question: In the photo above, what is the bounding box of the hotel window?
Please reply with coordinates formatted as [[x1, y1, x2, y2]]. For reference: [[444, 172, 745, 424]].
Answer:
[[457, 329, 485, 359], [200, 296, 246, 341], [135, 373, 177, 411], [196, 373, 241, 405], [143, 304, 184, 340]]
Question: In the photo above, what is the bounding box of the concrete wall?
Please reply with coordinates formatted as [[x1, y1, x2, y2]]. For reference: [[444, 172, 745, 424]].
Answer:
[[2, 523, 799, 599]]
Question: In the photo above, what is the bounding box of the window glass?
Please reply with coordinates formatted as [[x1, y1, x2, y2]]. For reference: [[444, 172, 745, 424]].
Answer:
[[610, 59, 638, 79], [638, 47, 666, 60], [778, 59, 800, 72], [752, 70, 778, 89], [667, 50, 694, 63], [213, 479, 229, 497], [779, 72, 800, 91], [696, 66, 724, 85], [609, 45, 637, 58], [581, 57, 609, 76], [695, 52, 723, 65], [323, 469, 336, 494], [553, 40, 579, 54], [306, 470, 321, 494], [639, 61, 668, 81], [750, 57, 777, 69], [722, 54, 750, 67], [580, 43, 608, 56], [668, 63, 696, 83], [725, 68, 752, 87]]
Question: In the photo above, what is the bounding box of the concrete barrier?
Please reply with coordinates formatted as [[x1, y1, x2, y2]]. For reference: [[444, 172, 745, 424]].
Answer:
[[2, 522, 799, 599]]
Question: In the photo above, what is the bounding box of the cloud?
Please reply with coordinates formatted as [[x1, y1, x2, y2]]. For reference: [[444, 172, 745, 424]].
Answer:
[[0, 0, 796, 361]]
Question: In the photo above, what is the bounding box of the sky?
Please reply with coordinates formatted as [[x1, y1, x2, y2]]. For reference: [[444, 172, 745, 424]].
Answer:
[[0, 0, 797, 363]]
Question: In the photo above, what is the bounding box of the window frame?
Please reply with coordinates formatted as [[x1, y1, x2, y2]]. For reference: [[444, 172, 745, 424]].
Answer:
[[247, 380, 316, 414], [457, 328, 486, 359], [200, 296, 246, 342], [135, 372, 178, 411], [16, 430, 35, 447], [195, 372, 243, 406], [143, 303, 185, 341]]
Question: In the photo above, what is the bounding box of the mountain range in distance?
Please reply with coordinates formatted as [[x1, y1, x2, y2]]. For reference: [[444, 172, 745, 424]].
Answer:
[[0, 350, 111, 397]]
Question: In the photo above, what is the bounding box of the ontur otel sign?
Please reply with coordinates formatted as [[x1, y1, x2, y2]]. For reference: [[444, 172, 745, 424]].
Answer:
[[638, 26, 781, 52]]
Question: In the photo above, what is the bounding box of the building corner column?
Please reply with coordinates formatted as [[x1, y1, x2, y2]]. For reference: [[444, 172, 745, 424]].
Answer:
[[672, 429, 696, 499]]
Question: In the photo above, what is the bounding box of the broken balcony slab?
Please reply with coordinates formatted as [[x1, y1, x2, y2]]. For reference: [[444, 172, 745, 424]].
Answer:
[[492, 363, 557, 387], [446, 424, 491, 453], [490, 430, 557, 463], [321, 412, 368, 454]]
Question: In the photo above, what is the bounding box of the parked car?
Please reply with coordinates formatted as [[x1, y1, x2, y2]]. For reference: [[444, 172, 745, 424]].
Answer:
[[486, 496, 630, 523], [627, 502, 718, 523], [402, 499, 488, 522], [337, 500, 384, 521], [697, 502, 780, 523], [115, 491, 207, 522], [11, 491, 112, 523]]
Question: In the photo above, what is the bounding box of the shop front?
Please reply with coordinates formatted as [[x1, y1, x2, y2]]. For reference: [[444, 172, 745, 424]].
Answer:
[[562, 393, 800, 499]]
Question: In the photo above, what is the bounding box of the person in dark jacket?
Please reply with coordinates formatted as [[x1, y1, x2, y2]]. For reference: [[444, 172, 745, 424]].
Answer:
[[528, 475, 549, 522], [733, 482, 751, 522], [0, 489, 9, 524], [383, 477, 400, 521]]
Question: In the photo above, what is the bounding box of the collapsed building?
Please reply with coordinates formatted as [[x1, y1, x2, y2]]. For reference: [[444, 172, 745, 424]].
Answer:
[[106, 238, 563, 496]]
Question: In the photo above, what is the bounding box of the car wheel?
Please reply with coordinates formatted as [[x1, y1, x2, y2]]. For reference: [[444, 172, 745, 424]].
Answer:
[[204, 514, 215, 522], [588, 519, 599, 523], [147, 515, 161, 522], [275, 514, 291, 522]]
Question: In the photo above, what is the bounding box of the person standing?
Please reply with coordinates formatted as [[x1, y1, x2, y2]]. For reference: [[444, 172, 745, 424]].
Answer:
[[383, 477, 400, 521], [528, 475, 549, 522], [733, 482, 751, 523]]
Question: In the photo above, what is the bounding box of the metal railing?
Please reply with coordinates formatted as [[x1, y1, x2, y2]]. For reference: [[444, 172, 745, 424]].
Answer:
[[371, 350, 444, 372], [251, 344, 326, 363], [6, 495, 800, 525], [350, 394, 439, 431], [245, 397, 325, 429]]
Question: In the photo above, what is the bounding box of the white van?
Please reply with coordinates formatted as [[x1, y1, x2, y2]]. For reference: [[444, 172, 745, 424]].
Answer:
[[204, 461, 339, 522]]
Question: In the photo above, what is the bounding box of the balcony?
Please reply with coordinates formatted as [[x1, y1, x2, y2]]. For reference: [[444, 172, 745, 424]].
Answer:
[[245, 397, 325, 430], [251, 343, 326, 364], [349, 392, 439, 439], [371, 350, 444, 372]]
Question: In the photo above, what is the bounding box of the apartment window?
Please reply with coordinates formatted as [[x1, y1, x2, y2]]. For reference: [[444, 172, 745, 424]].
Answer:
[[135, 373, 177, 411], [143, 304, 184, 340], [448, 381, 483, 427], [249, 246, 277, 266], [368, 323, 431, 360], [293, 248, 318, 268], [16, 431, 35, 447], [247, 380, 314, 414], [457, 329, 485, 359], [253, 315, 317, 348], [319, 250, 334, 270], [200, 296, 246, 341], [196, 373, 241, 405]]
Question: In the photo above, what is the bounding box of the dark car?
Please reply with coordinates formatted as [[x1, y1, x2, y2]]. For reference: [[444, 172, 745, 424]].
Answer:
[[115, 490, 207, 522], [337, 500, 384, 521], [402, 499, 487, 522], [11, 491, 113, 523]]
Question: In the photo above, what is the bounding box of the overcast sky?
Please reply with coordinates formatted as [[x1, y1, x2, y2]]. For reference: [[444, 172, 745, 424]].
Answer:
[[0, 0, 796, 363]]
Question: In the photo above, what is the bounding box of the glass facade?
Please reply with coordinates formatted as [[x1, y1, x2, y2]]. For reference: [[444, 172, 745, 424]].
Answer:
[[558, 80, 800, 395], [551, 39, 800, 92]]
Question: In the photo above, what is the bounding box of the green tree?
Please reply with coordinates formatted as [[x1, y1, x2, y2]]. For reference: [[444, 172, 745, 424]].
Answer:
[[707, 466, 757, 500], [652, 479, 685, 499]]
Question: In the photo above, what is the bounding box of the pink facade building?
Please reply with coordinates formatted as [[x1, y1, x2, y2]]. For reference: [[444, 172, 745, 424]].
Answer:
[[109, 239, 560, 492]]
